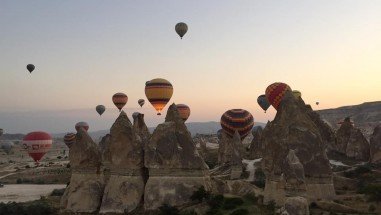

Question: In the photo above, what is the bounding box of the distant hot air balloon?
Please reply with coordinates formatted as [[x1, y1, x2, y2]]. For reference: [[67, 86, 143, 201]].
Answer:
[[75, 121, 89, 132], [64, 133, 76, 148], [132, 112, 140, 119], [257, 95, 271, 113], [1, 141, 13, 154], [23, 131, 52, 164], [220, 109, 254, 140], [292, 90, 302, 99], [112, 93, 128, 112], [175, 22, 188, 39], [27, 64, 35, 73], [265, 82, 292, 110], [316, 102, 320, 105], [176, 104, 191, 122], [138, 99, 145, 107], [145, 78, 173, 115], [0, 128, 3, 136], [96, 105, 106, 116]]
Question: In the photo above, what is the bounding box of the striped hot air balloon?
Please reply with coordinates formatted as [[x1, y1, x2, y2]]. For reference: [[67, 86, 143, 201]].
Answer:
[[23, 131, 52, 163], [112, 93, 128, 112], [265, 82, 292, 110], [64, 133, 76, 148], [145, 78, 173, 115], [220, 109, 254, 140], [138, 99, 145, 107], [292, 90, 302, 99], [176, 104, 191, 122], [75, 121, 89, 132]]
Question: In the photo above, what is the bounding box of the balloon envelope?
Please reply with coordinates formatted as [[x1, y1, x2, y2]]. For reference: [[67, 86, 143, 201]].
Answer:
[[257, 95, 271, 112], [75, 121, 89, 132], [145, 78, 173, 115], [316, 102, 320, 105], [138, 99, 145, 107], [96, 105, 106, 116], [64, 133, 76, 148], [26, 64, 35, 73], [23, 131, 52, 163], [176, 104, 190, 122], [112, 93, 128, 111], [220, 109, 254, 140], [265, 82, 292, 110], [175, 22, 188, 39]]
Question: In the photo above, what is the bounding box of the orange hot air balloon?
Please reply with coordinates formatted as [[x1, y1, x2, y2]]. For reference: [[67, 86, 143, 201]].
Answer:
[[145, 78, 173, 115], [23, 131, 52, 164], [176, 104, 190, 122], [265, 82, 292, 110], [112, 93, 128, 112]]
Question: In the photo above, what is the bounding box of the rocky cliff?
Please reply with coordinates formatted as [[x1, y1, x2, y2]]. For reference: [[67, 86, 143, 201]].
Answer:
[[370, 125, 381, 163]]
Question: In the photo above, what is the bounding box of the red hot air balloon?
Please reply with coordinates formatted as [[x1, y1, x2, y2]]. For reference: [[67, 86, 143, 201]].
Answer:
[[112, 93, 128, 112], [23, 131, 52, 164], [176, 104, 191, 122], [220, 109, 254, 140], [75, 121, 89, 132], [265, 82, 292, 110]]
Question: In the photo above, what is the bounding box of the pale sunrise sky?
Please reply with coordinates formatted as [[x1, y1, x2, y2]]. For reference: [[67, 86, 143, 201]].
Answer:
[[0, 1, 380, 133]]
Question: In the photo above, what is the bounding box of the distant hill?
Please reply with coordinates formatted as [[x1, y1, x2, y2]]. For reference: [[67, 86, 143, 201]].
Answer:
[[0, 133, 25, 140], [317, 101, 381, 137]]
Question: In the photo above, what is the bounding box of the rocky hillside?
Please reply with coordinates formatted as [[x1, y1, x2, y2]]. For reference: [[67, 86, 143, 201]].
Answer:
[[317, 101, 381, 137]]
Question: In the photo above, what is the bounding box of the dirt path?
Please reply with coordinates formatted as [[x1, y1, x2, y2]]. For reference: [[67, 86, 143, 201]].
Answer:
[[0, 184, 66, 203]]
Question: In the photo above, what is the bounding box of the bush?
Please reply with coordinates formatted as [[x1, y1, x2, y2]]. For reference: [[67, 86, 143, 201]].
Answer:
[[230, 208, 249, 215], [223, 197, 244, 210], [253, 169, 266, 188], [359, 184, 381, 202], [35, 179, 45, 184], [266, 200, 276, 212], [50, 188, 65, 196], [190, 186, 210, 203], [206, 208, 223, 215], [344, 164, 372, 178], [158, 204, 179, 215], [309, 202, 318, 209], [368, 204, 376, 212], [0, 200, 56, 215], [243, 193, 258, 203], [16, 178, 22, 184], [207, 194, 224, 209]]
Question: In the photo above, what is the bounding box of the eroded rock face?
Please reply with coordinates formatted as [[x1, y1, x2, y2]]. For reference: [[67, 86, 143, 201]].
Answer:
[[249, 126, 263, 159], [335, 118, 370, 161], [144, 104, 211, 210], [262, 92, 335, 205], [100, 111, 145, 214], [282, 196, 309, 215], [60, 129, 104, 213], [132, 112, 151, 142], [370, 125, 381, 163]]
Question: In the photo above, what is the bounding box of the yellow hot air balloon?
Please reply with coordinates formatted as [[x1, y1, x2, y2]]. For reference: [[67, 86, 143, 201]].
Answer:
[[292, 90, 302, 99], [145, 78, 173, 115]]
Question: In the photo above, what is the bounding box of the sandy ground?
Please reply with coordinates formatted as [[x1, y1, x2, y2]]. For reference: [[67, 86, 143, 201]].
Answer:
[[0, 184, 66, 203]]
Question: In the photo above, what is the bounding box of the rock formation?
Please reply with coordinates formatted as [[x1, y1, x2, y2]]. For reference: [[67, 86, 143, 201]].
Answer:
[[261, 91, 335, 205], [370, 125, 381, 163], [282, 196, 309, 215], [132, 112, 151, 142], [60, 128, 104, 213], [99, 111, 145, 214], [144, 104, 211, 210], [248, 126, 263, 159], [335, 117, 370, 161]]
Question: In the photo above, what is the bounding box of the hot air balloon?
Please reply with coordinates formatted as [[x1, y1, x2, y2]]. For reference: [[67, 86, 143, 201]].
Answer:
[[257, 95, 271, 113], [132, 112, 140, 119], [96, 105, 106, 116], [138, 99, 145, 107], [0, 128, 3, 136], [145, 78, 173, 115], [75, 121, 89, 132], [175, 22, 188, 39], [23, 131, 52, 164], [292, 90, 302, 99], [265, 82, 292, 110], [176, 104, 190, 122], [220, 109, 254, 140], [112, 93, 128, 112], [316, 102, 320, 105], [64, 133, 76, 148], [27, 64, 35, 73], [1, 141, 13, 154]]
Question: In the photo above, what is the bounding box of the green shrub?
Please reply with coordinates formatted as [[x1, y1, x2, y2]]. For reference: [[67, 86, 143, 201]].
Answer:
[[368, 204, 376, 212], [360, 184, 381, 202], [230, 208, 249, 215], [266, 200, 276, 212], [253, 169, 266, 188], [158, 204, 179, 215], [206, 208, 223, 215], [223, 197, 244, 210], [51, 188, 65, 196], [207, 194, 224, 209], [344, 164, 372, 178], [0, 200, 56, 215], [16, 178, 22, 184], [190, 186, 210, 202], [36, 179, 45, 184], [243, 193, 258, 203]]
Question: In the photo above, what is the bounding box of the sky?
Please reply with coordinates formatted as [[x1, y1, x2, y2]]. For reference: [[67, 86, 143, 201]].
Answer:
[[0, 1, 380, 133]]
